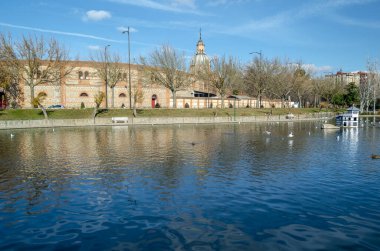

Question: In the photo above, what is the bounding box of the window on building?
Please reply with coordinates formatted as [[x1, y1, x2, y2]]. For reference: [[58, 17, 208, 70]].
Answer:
[[80, 92, 89, 97], [123, 73, 127, 80], [37, 92, 47, 97], [119, 93, 126, 98], [78, 71, 83, 79], [84, 71, 89, 80]]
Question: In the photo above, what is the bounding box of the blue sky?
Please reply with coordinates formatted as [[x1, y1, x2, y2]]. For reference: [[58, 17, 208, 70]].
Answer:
[[1, 0, 380, 74]]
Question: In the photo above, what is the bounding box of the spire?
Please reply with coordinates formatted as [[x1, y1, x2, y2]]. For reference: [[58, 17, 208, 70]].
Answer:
[[196, 28, 205, 55]]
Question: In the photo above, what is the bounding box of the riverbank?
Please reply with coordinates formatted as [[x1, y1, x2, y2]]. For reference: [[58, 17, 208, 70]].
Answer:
[[0, 112, 334, 130]]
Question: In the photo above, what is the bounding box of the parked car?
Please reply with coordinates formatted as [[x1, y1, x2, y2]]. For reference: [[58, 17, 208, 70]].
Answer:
[[48, 104, 65, 109]]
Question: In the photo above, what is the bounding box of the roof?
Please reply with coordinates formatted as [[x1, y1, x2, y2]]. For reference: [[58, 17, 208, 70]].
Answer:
[[227, 95, 253, 100], [347, 106, 360, 112]]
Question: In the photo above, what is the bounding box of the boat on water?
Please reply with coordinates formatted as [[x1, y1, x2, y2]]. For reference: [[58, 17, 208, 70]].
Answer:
[[372, 154, 380, 159], [336, 106, 359, 128]]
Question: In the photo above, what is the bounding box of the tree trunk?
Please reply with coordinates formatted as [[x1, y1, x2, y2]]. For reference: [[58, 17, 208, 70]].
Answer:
[[257, 93, 261, 108], [92, 106, 98, 124], [30, 86, 35, 107], [221, 94, 225, 108], [298, 95, 302, 108], [172, 90, 177, 108], [39, 104, 48, 120], [111, 87, 115, 108]]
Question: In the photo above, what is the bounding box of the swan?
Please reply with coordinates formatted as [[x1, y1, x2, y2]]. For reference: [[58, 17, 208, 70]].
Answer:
[[264, 130, 271, 135], [288, 132, 294, 138]]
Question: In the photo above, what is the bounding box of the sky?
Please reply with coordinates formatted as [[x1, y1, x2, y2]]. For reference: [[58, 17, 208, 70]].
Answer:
[[1, 0, 380, 75]]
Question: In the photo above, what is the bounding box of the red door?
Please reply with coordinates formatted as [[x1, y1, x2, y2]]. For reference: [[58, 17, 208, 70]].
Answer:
[[151, 94, 157, 108]]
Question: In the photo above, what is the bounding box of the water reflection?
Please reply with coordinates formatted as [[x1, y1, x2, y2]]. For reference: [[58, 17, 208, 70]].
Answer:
[[0, 123, 380, 250]]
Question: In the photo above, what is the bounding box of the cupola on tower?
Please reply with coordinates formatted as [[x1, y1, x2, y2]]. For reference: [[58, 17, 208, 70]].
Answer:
[[190, 29, 210, 73]]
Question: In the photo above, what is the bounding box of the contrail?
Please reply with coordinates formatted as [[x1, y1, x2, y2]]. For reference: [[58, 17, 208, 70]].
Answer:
[[0, 22, 125, 43]]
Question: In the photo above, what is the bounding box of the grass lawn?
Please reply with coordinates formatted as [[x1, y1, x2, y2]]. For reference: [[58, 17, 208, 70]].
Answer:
[[0, 107, 334, 120]]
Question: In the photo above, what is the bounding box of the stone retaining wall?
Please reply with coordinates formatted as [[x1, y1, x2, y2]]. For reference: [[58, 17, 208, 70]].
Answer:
[[0, 113, 334, 130]]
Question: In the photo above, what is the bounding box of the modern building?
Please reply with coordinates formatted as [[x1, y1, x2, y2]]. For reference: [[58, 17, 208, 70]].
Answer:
[[325, 70, 368, 86]]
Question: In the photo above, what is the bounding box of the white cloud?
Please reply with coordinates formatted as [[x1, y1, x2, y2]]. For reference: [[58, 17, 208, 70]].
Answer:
[[88, 45, 101, 50], [83, 10, 111, 22], [171, 0, 196, 9], [303, 64, 333, 74], [117, 26, 138, 33], [108, 0, 207, 15]]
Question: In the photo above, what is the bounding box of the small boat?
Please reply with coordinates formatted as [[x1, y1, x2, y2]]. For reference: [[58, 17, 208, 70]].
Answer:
[[371, 154, 380, 159]]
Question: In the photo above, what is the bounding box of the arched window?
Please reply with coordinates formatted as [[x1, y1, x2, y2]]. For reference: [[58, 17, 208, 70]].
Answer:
[[37, 92, 47, 97], [80, 92, 89, 97], [118, 73, 122, 80], [78, 71, 83, 79], [84, 71, 89, 80], [119, 93, 126, 98]]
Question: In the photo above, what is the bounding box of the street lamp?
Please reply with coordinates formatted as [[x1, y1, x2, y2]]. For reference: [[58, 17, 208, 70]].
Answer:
[[122, 27, 132, 110], [105, 44, 110, 109], [250, 50, 263, 108]]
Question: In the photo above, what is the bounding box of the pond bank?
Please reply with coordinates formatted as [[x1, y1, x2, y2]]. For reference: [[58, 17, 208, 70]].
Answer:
[[0, 113, 334, 130]]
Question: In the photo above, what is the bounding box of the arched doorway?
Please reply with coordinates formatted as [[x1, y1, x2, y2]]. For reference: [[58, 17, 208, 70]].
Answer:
[[151, 94, 157, 108], [0, 90, 6, 109]]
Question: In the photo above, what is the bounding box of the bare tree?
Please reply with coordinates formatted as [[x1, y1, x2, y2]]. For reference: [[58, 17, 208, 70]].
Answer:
[[266, 59, 294, 108], [244, 57, 267, 108], [140, 44, 193, 108], [201, 55, 240, 108], [15, 35, 72, 105], [0, 33, 22, 107], [93, 91, 105, 122], [289, 63, 311, 108], [91, 50, 124, 108], [310, 77, 325, 108], [365, 59, 379, 113]]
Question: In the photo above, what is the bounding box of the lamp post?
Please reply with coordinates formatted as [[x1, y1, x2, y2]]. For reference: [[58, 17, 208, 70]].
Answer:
[[250, 50, 262, 108], [105, 44, 110, 109], [122, 27, 132, 110]]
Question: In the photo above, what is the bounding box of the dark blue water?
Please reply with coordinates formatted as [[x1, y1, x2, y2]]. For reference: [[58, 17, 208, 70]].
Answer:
[[0, 121, 380, 250]]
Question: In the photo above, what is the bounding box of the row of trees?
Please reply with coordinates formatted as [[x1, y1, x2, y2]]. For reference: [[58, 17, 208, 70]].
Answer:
[[1, 32, 379, 113]]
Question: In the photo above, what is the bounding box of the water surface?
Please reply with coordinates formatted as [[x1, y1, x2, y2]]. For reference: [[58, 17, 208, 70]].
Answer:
[[1, 121, 380, 250]]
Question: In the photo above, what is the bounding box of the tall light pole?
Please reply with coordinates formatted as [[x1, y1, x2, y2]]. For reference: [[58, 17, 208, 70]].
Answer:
[[122, 27, 132, 110], [105, 44, 110, 109], [250, 50, 262, 108]]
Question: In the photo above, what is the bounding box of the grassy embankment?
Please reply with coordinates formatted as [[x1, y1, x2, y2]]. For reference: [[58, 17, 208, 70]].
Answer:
[[0, 108, 336, 121]]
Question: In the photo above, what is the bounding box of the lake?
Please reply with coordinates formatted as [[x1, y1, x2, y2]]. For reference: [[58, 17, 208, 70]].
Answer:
[[0, 120, 379, 250]]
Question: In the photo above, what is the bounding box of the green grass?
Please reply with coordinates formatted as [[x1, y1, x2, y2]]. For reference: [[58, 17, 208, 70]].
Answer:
[[0, 107, 334, 120]]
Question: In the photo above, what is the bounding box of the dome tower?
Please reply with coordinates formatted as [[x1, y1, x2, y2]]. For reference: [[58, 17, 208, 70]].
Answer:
[[190, 29, 210, 73]]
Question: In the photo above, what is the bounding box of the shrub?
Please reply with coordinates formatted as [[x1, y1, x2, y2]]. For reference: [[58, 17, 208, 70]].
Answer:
[[81, 102, 85, 109]]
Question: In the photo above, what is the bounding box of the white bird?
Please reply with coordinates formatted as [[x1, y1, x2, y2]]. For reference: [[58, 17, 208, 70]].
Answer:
[[10, 133, 14, 138], [336, 135, 340, 140], [264, 130, 271, 135], [288, 132, 294, 138], [308, 131, 311, 136]]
